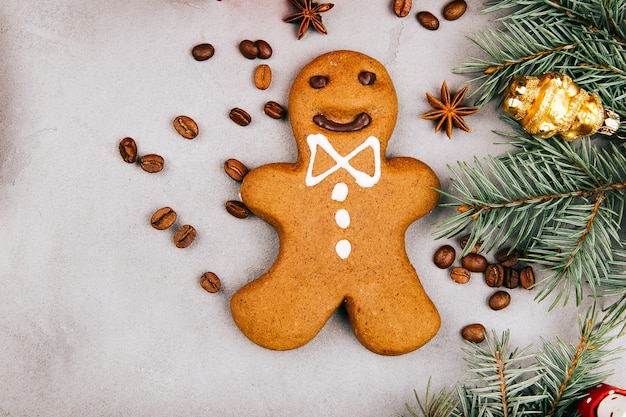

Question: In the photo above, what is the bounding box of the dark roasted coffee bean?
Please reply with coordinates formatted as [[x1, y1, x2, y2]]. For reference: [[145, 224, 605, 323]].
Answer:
[[461, 323, 486, 343], [520, 266, 535, 289], [140, 154, 164, 173], [484, 263, 504, 287], [119, 137, 137, 163], [443, 0, 467, 20], [417, 11, 439, 30], [173, 115, 198, 139], [496, 247, 522, 267], [173, 224, 196, 248], [200, 272, 221, 293], [459, 234, 482, 253], [229, 108, 252, 126], [263, 101, 286, 119], [150, 207, 177, 230], [254, 40, 272, 59], [461, 253, 488, 272], [450, 267, 471, 284], [224, 158, 249, 182], [225, 200, 250, 219], [191, 43, 215, 61], [238, 40, 258, 59], [433, 244, 456, 269], [489, 291, 511, 310], [504, 267, 520, 289]]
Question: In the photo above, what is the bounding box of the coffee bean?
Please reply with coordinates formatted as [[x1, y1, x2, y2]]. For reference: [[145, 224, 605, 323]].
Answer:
[[519, 266, 535, 289], [173, 224, 196, 248], [461, 253, 488, 272], [488, 290, 511, 310], [442, 0, 467, 20], [503, 267, 520, 289], [264, 101, 286, 119], [450, 267, 471, 284], [433, 244, 455, 269], [254, 64, 272, 90], [496, 247, 522, 267], [224, 158, 249, 182], [225, 200, 250, 219], [140, 154, 164, 173], [119, 137, 137, 163], [191, 43, 215, 61], [393, 0, 412, 17], [238, 40, 258, 59], [229, 108, 252, 126], [461, 323, 486, 343], [484, 263, 504, 287], [254, 40, 272, 59], [416, 11, 439, 30], [459, 234, 482, 253], [150, 207, 177, 230], [173, 115, 198, 139], [200, 271, 221, 293]]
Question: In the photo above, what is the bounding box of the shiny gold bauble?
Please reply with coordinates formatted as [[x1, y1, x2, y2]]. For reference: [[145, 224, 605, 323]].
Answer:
[[503, 72, 607, 141]]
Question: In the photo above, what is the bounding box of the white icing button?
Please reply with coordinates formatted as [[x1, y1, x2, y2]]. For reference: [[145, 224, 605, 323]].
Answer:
[[335, 209, 350, 229], [331, 182, 349, 202], [336, 239, 352, 259]]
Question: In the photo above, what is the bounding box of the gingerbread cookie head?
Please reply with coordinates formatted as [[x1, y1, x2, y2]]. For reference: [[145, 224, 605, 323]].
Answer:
[[289, 50, 398, 158], [231, 50, 440, 355]]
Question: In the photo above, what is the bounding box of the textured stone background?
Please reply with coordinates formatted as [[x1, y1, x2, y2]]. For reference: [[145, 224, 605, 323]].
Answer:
[[0, 1, 623, 416]]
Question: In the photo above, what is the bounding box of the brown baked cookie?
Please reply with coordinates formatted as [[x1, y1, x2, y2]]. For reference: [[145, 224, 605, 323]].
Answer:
[[230, 50, 441, 355]]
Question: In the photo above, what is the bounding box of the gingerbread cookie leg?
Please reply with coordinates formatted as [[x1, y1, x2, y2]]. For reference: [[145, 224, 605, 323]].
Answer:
[[230, 264, 345, 351], [344, 270, 441, 355]]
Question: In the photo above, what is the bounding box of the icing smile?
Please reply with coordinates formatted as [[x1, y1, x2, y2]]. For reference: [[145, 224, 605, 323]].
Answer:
[[313, 112, 372, 132]]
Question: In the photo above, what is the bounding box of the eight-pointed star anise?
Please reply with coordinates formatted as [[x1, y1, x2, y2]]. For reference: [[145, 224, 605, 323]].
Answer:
[[284, 0, 334, 40], [420, 81, 479, 139]]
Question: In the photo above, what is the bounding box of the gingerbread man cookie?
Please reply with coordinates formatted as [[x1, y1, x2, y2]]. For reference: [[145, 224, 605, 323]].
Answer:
[[231, 50, 441, 355]]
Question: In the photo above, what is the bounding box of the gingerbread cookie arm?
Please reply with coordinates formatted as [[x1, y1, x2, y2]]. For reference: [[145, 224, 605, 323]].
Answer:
[[387, 157, 440, 220]]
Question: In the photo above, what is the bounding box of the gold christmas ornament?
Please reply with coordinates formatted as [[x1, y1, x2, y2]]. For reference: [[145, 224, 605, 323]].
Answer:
[[503, 72, 621, 141]]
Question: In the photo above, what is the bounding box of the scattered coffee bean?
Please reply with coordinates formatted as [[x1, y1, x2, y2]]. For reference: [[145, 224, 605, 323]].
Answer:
[[484, 263, 504, 287], [519, 266, 535, 289], [254, 64, 272, 90], [150, 207, 177, 230], [450, 266, 471, 284], [173, 115, 198, 139], [254, 40, 273, 59], [433, 244, 456, 269], [461, 323, 486, 343], [173, 224, 197, 248], [224, 158, 249, 182], [264, 101, 286, 119], [503, 267, 520, 289], [416, 11, 439, 30], [488, 290, 511, 310], [459, 234, 482, 253], [229, 108, 252, 126], [119, 137, 137, 163], [442, 0, 467, 20], [200, 271, 221, 293], [393, 0, 412, 17], [461, 253, 488, 272], [191, 43, 215, 61], [238, 39, 258, 59], [496, 247, 522, 267], [140, 154, 164, 173], [225, 200, 250, 219]]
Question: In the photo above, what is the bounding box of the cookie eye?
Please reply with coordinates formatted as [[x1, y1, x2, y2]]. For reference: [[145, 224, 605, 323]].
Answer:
[[309, 75, 329, 89], [358, 71, 376, 86]]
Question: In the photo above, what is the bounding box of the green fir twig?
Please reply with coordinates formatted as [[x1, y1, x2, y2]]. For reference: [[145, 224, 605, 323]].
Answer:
[[405, 307, 622, 417]]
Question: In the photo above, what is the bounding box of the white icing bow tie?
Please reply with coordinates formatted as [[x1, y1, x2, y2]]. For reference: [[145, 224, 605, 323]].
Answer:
[[305, 134, 381, 188]]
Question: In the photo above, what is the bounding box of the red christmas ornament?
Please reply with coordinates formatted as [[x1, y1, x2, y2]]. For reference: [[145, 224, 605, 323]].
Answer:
[[577, 384, 626, 417]]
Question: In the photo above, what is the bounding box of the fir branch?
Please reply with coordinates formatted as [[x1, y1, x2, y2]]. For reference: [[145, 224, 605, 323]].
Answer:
[[404, 307, 622, 417], [434, 134, 626, 306]]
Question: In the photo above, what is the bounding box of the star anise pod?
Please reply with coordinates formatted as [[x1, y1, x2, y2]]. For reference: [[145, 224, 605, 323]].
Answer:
[[284, 0, 334, 40], [420, 81, 478, 139]]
